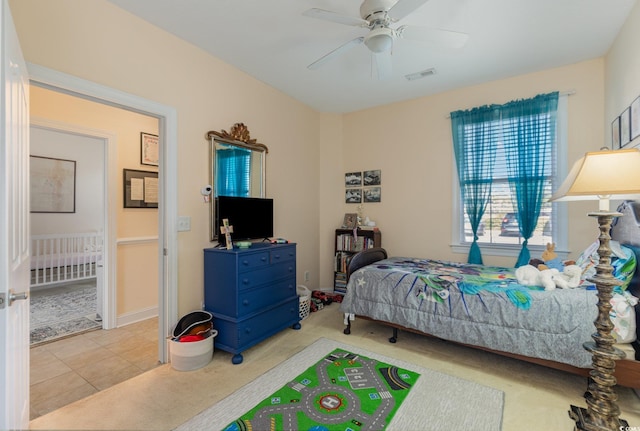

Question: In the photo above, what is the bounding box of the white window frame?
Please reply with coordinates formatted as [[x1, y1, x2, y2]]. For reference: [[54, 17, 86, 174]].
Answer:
[[450, 95, 569, 260]]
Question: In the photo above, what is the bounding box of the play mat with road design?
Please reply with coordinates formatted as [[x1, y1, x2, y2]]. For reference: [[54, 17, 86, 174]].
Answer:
[[223, 348, 420, 431]]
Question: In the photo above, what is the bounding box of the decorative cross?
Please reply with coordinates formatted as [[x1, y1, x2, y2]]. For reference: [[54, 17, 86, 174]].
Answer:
[[221, 219, 233, 250]]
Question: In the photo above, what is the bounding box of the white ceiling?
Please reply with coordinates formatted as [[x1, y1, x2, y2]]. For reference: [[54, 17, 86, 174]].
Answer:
[[108, 0, 637, 114]]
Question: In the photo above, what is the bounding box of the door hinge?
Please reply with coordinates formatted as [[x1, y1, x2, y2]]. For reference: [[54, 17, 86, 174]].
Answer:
[[0, 293, 5, 309]]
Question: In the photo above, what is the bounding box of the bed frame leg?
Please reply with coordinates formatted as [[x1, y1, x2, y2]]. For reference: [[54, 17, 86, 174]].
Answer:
[[343, 320, 351, 335], [389, 327, 398, 343]]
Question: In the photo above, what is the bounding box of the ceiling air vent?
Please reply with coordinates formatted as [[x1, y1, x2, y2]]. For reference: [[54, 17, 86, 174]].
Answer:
[[405, 68, 436, 81]]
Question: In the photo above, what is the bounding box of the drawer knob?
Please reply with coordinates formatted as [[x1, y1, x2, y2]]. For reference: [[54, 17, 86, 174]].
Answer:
[[245, 327, 251, 334], [242, 279, 250, 285], [243, 299, 249, 306], [261, 256, 267, 262], [242, 260, 249, 266]]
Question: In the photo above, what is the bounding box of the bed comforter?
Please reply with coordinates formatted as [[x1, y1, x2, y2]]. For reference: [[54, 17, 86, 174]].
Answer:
[[339, 257, 599, 368]]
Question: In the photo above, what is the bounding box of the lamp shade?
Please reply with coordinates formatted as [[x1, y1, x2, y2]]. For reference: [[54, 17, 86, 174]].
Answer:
[[550, 148, 640, 209]]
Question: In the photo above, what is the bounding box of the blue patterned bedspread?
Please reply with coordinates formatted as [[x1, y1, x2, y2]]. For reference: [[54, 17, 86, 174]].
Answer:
[[340, 257, 597, 368]]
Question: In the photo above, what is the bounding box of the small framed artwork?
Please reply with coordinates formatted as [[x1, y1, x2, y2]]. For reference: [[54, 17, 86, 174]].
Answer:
[[631, 96, 640, 141], [30, 155, 76, 213], [342, 213, 358, 229], [140, 132, 159, 166], [621, 107, 631, 148], [363, 169, 381, 186], [345, 188, 362, 203], [124, 169, 159, 208], [612, 116, 620, 149], [345, 172, 362, 187], [364, 187, 381, 203]]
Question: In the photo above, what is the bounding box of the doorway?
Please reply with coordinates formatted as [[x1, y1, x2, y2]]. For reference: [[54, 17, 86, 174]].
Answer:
[[26, 64, 178, 417]]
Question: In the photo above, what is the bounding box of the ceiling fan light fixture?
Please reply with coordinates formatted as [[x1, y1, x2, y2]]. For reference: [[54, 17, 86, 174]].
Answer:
[[364, 27, 394, 53]]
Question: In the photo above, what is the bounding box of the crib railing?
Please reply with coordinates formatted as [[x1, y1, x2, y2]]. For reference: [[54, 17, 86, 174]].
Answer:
[[31, 232, 104, 288]]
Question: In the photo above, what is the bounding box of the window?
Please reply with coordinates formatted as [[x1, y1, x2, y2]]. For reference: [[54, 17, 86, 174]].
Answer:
[[451, 93, 568, 260]]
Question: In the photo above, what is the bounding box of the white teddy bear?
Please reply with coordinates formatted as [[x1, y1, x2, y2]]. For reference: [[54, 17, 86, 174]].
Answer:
[[551, 264, 582, 289], [515, 264, 581, 291]]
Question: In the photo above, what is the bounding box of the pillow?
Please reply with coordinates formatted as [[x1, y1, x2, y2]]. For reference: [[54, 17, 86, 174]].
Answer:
[[576, 240, 637, 291]]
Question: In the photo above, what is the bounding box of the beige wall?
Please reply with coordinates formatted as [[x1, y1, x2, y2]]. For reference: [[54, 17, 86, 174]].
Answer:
[[605, 0, 640, 149], [10, 0, 322, 317], [10, 0, 640, 309], [338, 60, 606, 269]]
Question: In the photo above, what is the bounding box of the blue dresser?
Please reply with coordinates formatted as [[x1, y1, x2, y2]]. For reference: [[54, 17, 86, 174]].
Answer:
[[203, 242, 300, 364]]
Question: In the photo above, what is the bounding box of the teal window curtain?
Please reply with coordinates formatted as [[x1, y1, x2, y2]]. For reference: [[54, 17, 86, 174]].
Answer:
[[502, 92, 558, 267], [451, 106, 500, 264], [216, 147, 251, 197]]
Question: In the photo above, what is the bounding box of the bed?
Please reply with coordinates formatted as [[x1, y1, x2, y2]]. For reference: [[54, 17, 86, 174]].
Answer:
[[31, 231, 103, 289], [339, 202, 640, 388]]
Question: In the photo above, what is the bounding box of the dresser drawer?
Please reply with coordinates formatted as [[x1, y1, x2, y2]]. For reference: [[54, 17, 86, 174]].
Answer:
[[213, 297, 299, 352], [270, 247, 295, 264], [238, 261, 295, 291], [237, 251, 270, 272], [237, 279, 295, 316]]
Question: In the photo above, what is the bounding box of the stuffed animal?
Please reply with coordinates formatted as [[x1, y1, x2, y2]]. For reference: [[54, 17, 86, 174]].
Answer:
[[551, 264, 582, 289], [540, 243, 564, 271], [515, 263, 581, 291], [515, 264, 558, 291]]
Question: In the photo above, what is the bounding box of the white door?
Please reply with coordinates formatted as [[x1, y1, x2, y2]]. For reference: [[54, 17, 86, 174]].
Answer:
[[0, 0, 30, 428]]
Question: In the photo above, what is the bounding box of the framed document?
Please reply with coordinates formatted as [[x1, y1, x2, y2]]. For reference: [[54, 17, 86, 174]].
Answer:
[[124, 169, 158, 208], [140, 132, 159, 166]]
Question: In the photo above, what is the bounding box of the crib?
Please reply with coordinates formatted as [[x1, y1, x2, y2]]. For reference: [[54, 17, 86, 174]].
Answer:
[[31, 231, 104, 288]]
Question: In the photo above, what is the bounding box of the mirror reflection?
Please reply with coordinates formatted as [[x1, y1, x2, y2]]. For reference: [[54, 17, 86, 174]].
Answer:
[[207, 123, 268, 241]]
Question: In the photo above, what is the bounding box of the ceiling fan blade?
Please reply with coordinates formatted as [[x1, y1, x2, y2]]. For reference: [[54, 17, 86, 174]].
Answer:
[[373, 50, 392, 80], [308, 37, 365, 70], [397, 25, 469, 49], [387, 0, 430, 22], [302, 8, 369, 27]]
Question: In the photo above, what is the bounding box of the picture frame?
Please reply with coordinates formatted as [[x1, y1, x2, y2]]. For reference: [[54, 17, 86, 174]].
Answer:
[[631, 96, 640, 141], [364, 187, 381, 203], [342, 213, 358, 229], [30, 155, 76, 213], [345, 188, 362, 203], [140, 132, 159, 166], [123, 169, 159, 208], [612, 116, 621, 149], [345, 171, 362, 187], [363, 169, 381, 186], [620, 107, 631, 148]]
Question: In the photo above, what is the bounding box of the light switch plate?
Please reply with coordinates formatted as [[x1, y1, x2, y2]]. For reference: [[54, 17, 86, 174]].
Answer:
[[177, 216, 191, 232]]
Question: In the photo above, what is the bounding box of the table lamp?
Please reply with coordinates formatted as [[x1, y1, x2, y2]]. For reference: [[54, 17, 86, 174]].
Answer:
[[549, 147, 640, 430]]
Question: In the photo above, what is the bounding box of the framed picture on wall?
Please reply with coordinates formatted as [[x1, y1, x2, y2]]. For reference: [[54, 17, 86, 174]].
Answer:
[[124, 169, 158, 208], [345, 188, 362, 203], [140, 132, 159, 166], [631, 96, 640, 142], [621, 107, 631, 148], [30, 155, 76, 213], [345, 172, 362, 187], [612, 116, 621, 149]]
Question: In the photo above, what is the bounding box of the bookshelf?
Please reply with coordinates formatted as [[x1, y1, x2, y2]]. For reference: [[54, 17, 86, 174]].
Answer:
[[333, 228, 381, 294]]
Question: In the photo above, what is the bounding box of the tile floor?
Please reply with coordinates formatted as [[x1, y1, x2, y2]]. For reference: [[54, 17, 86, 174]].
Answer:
[[30, 317, 159, 419], [29, 305, 640, 430]]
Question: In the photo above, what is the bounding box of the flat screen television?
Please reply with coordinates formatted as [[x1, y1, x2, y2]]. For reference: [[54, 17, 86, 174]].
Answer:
[[215, 196, 274, 243]]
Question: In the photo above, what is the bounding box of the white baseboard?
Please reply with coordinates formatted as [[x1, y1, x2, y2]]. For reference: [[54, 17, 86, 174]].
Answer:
[[117, 306, 158, 327]]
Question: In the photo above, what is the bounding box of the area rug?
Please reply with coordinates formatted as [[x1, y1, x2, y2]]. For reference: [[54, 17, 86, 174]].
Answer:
[[30, 283, 101, 346], [175, 338, 504, 431]]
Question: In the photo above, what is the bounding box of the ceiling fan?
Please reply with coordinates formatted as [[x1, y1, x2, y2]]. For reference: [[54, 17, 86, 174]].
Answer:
[[303, 0, 468, 79]]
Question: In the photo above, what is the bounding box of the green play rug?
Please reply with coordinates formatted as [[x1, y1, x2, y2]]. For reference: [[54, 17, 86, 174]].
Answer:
[[222, 348, 420, 431]]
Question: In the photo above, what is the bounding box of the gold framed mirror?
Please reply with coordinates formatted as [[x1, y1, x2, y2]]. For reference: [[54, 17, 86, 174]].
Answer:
[[206, 123, 268, 241]]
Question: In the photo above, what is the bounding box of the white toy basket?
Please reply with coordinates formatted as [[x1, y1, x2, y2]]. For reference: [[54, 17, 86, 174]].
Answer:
[[297, 285, 311, 320]]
